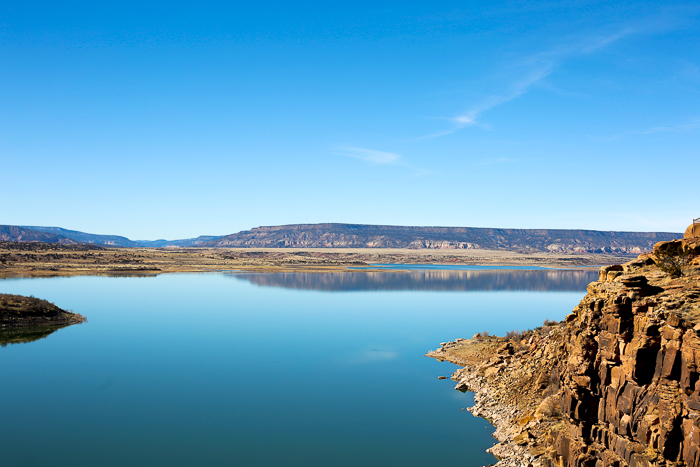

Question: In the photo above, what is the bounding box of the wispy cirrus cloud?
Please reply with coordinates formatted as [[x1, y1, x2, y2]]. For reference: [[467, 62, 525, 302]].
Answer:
[[580, 28, 634, 53], [476, 157, 518, 167], [641, 118, 700, 134], [335, 147, 402, 164], [422, 28, 637, 139], [334, 146, 433, 178], [590, 117, 700, 141]]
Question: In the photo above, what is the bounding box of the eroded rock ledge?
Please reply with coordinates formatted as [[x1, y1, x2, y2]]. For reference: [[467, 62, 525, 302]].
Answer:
[[0, 293, 87, 328], [428, 233, 700, 467]]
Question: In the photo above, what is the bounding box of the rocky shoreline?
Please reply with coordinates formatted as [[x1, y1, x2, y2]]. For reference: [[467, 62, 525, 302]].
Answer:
[[428, 226, 700, 467], [429, 331, 566, 467], [454, 361, 541, 466]]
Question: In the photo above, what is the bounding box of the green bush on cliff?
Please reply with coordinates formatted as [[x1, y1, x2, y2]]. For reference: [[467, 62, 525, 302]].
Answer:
[[654, 243, 692, 277]]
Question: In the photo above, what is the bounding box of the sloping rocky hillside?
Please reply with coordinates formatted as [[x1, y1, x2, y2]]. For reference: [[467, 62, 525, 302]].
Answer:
[[429, 226, 700, 467], [204, 223, 680, 254], [0, 225, 77, 244], [21, 226, 221, 248]]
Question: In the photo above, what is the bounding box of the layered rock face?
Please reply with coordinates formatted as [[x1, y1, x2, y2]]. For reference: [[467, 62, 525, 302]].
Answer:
[[553, 252, 700, 467], [430, 231, 700, 467]]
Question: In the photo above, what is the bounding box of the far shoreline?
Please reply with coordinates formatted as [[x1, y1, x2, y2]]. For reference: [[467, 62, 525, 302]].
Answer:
[[0, 242, 631, 278]]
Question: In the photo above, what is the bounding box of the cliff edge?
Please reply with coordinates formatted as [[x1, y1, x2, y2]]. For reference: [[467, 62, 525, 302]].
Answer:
[[428, 226, 700, 467]]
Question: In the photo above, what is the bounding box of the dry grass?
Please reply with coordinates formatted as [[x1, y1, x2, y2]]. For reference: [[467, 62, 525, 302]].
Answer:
[[0, 293, 63, 316]]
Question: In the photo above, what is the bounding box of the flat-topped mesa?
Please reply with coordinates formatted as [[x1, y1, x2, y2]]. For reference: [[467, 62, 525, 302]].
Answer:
[[429, 230, 700, 467], [0, 294, 86, 328], [202, 223, 681, 253]]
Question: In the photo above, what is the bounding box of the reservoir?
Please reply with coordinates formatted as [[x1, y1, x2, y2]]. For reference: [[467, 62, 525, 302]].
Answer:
[[0, 267, 597, 467]]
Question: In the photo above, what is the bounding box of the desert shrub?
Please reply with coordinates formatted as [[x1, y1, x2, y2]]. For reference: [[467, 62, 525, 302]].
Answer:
[[533, 318, 560, 336], [506, 329, 524, 340], [536, 395, 562, 419], [655, 243, 693, 278]]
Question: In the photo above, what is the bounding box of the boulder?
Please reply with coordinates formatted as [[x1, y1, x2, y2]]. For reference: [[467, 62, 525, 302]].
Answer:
[[685, 222, 700, 239]]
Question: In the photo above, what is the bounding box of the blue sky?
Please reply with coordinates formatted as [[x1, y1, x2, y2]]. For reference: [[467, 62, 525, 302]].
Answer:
[[1, 1, 699, 240]]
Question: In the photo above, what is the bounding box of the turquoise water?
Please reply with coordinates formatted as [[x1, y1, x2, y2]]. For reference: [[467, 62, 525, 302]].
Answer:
[[0, 269, 596, 467]]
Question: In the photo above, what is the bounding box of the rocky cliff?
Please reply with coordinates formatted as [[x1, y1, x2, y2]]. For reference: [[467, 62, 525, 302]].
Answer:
[[204, 223, 681, 254], [428, 226, 700, 467]]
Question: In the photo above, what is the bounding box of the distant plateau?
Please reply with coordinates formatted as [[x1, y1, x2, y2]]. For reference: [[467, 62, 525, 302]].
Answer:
[[0, 223, 682, 255]]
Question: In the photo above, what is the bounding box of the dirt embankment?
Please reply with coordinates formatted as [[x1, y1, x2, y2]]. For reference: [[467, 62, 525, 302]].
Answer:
[[428, 233, 700, 467]]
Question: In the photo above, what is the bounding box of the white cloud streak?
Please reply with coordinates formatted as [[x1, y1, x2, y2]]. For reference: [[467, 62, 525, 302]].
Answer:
[[591, 117, 700, 141], [641, 118, 700, 134], [334, 146, 433, 178], [335, 147, 402, 164], [423, 28, 636, 139], [477, 157, 518, 167]]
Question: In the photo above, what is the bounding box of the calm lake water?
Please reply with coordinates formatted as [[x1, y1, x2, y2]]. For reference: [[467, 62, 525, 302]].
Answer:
[[0, 268, 597, 467]]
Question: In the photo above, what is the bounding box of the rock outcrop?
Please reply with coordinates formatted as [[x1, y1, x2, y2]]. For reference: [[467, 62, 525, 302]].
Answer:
[[429, 232, 700, 467], [686, 223, 700, 240]]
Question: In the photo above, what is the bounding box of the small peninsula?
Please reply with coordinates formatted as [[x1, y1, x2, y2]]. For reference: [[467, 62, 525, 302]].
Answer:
[[429, 225, 700, 467], [0, 293, 87, 329]]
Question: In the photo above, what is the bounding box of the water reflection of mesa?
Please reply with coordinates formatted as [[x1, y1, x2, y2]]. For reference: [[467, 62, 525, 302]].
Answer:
[[229, 269, 598, 292]]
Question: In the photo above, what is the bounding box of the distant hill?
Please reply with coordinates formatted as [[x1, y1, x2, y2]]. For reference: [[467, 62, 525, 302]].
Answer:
[[202, 223, 682, 254], [134, 236, 224, 248], [3, 223, 684, 254], [23, 226, 141, 247], [12, 226, 222, 248], [0, 226, 77, 244]]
